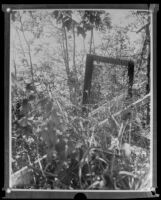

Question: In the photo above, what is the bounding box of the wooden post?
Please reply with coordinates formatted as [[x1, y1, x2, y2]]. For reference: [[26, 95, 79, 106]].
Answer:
[[82, 54, 94, 114], [127, 61, 134, 98]]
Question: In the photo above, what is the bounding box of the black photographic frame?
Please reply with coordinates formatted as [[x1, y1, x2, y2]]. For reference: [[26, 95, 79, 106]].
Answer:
[[3, 4, 158, 199]]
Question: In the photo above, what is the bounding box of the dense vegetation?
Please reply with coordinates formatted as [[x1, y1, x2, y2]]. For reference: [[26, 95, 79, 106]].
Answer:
[[11, 10, 151, 190]]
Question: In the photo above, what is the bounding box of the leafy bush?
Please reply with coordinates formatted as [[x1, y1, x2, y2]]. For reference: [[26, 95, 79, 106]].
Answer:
[[12, 81, 150, 190]]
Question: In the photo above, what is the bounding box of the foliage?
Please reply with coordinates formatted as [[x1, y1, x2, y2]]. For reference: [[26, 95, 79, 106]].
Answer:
[[11, 10, 151, 190], [52, 10, 111, 37]]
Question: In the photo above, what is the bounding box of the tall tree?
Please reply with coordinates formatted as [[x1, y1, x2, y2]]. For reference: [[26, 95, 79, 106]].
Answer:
[[52, 10, 111, 105]]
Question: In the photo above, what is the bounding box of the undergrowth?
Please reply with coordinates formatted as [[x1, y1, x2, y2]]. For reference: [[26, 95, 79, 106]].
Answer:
[[11, 84, 151, 190]]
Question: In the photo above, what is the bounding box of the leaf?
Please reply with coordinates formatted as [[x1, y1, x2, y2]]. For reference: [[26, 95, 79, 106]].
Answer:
[[96, 157, 108, 165], [46, 146, 55, 163], [50, 109, 64, 132], [65, 139, 76, 157], [11, 11, 17, 22], [55, 136, 67, 162], [84, 23, 92, 31], [26, 83, 35, 91], [121, 143, 131, 158], [79, 121, 84, 130], [18, 117, 28, 127], [75, 142, 83, 149], [28, 94, 35, 101], [46, 100, 53, 113], [11, 169, 33, 187], [108, 137, 119, 150], [55, 138, 66, 154], [63, 17, 72, 31], [103, 15, 111, 28], [88, 180, 103, 189], [77, 26, 86, 38], [22, 99, 30, 115], [52, 10, 59, 19], [11, 73, 23, 90], [41, 127, 57, 163], [119, 171, 138, 179], [39, 97, 48, 108], [39, 122, 57, 149]]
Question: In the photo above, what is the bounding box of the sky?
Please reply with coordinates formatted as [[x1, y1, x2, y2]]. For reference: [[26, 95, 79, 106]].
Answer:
[[108, 9, 132, 26]]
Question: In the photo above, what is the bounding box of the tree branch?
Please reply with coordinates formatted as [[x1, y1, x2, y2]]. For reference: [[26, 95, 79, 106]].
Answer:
[[19, 12, 34, 84], [136, 22, 150, 34], [72, 22, 76, 74], [63, 26, 70, 75], [98, 93, 150, 127]]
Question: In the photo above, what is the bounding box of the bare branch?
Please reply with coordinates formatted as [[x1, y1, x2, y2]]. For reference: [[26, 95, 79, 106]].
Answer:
[[98, 93, 150, 127], [19, 12, 34, 84], [136, 22, 150, 34]]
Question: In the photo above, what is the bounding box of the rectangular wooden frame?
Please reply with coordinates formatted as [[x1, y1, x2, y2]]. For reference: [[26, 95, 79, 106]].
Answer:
[[82, 54, 134, 107], [3, 4, 158, 199]]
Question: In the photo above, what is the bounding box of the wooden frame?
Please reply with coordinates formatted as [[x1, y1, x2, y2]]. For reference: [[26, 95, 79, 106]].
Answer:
[[82, 54, 134, 107]]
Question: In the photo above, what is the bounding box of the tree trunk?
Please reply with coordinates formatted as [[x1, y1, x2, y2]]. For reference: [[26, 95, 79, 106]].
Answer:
[[92, 30, 95, 54], [62, 26, 78, 106], [13, 60, 17, 79], [146, 41, 150, 125], [19, 13, 34, 85], [146, 53, 150, 94], [72, 23, 80, 105], [146, 18, 150, 125], [12, 41, 17, 79], [63, 26, 70, 75], [72, 23, 76, 75]]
